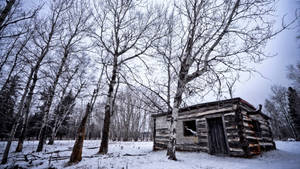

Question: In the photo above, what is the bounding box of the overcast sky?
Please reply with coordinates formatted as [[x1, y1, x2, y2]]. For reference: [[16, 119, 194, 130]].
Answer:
[[232, 0, 300, 107]]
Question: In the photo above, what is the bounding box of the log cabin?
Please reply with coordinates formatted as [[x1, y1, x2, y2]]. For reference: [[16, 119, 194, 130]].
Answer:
[[152, 98, 276, 157]]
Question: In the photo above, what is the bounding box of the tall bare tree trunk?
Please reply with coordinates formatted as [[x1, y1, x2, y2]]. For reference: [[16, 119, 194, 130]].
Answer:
[[166, 77, 185, 160], [0, 38, 31, 157], [69, 103, 91, 163], [48, 114, 57, 145], [165, 0, 241, 161], [36, 93, 50, 152], [69, 66, 103, 163], [48, 128, 56, 145], [1, 68, 34, 164], [1, 120, 19, 164], [15, 67, 39, 152], [98, 56, 118, 154], [37, 54, 68, 152], [36, 0, 90, 148], [1, 27, 52, 160]]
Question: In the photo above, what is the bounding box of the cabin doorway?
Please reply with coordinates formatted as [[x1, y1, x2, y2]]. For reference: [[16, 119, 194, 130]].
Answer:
[[207, 117, 228, 155]]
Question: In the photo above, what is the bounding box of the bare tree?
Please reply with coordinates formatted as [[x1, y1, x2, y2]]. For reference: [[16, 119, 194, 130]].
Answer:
[[0, 0, 39, 39], [0, 1, 40, 91], [1, 64, 34, 164], [36, 0, 92, 152], [270, 85, 297, 138], [159, 0, 291, 160], [264, 99, 283, 139], [15, 60, 40, 152], [48, 60, 88, 145], [264, 85, 297, 139], [109, 87, 155, 141], [91, 0, 164, 154], [0, 27, 33, 92], [1, 0, 63, 163], [226, 75, 238, 99], [69, 65, 104, 164]]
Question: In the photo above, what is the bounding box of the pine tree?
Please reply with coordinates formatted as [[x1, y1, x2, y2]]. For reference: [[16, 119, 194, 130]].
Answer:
[[48, 91, 75, 144], [0, 76, 19, 139], [287, 87, 300, 140], [26, 112, 44, 140]]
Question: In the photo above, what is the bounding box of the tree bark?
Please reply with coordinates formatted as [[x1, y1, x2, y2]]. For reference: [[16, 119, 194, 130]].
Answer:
[[166, 22, 192, 159], [48, 132, 55, 145], [15, 67, 39, 152], [98, 55, 118, 154], [166, 77, 185, 160], [69, 103, 91, 163], [69, 65, 103, 163], [36, 100, 49, 152]]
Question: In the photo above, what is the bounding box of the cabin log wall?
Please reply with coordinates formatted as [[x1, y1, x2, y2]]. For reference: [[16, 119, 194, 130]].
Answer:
[[154, 116, 170, 150], [249, 114, 276, 151], [196, 118, 209, 152], [224, 111, 245, 156], [152, 98, 275, 157], [240, 110, 261, 156]]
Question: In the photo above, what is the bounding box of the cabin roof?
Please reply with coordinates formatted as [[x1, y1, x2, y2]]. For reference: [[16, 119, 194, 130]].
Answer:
[[151, 97, 270, 119], [179, 97, 255, 111]]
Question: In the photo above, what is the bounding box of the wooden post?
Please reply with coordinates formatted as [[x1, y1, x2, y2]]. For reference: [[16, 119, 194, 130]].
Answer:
[[153, 118, 157, 151]]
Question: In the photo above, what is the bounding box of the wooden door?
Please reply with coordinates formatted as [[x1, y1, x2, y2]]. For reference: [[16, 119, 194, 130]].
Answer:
[[207, 117, 228, 155]]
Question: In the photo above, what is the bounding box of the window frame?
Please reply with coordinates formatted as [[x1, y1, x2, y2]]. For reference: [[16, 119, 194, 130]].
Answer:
[[183, 120, 197, 137]]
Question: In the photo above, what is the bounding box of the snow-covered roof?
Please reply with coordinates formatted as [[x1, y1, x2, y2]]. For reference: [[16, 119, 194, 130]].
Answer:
[[152, 97, 270, 119]]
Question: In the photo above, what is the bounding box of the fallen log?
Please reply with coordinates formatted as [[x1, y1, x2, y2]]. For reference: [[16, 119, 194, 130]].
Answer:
[[123, 153, 147, 156], [86, 146, 98, 149], [45, 149, 71, 154]]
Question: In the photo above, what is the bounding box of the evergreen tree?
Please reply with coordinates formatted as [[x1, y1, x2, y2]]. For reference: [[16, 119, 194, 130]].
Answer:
[[25, 89, 49, 140], [26, 112, 44, 140], [0, 76, 19, 139], [48, 91, 75, 144], [287, 87, 300, 140]]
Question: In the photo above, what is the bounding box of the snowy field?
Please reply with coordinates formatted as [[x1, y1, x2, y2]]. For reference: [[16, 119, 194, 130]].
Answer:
[[0, 140, 300, 169]]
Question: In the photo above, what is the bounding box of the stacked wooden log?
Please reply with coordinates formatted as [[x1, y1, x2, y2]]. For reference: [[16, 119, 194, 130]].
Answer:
[[152, 98, 276, 157]]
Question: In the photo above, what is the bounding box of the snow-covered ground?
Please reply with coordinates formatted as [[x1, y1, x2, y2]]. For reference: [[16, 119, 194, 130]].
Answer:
[[0, 140, 300, 169]]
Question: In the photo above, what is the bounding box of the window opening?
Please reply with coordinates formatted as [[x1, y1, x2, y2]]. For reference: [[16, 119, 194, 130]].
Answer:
[[183, 120, 196, 136]]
